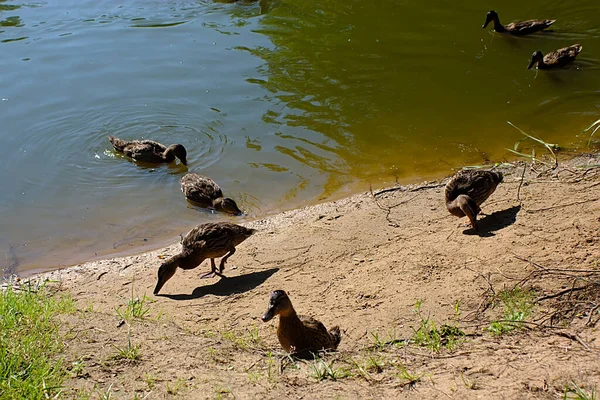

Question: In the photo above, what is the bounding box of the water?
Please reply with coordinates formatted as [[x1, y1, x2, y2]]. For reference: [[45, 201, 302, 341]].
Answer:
[[2, 0, 600, 275]]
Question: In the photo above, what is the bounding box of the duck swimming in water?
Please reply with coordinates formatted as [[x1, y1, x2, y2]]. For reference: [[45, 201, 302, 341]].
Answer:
[[153, 222, 255, 295], [180, 173, 242, 215], [108, 136, 188, 165], [482, 10, 555, 36], [262, 290, 341, 358], [527, 44, 582, 70], [445, 169, 503, 231]]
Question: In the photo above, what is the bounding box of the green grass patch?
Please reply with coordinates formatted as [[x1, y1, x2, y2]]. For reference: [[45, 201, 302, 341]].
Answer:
[[563, 381, 597, 400], [488, 287, 535, 335], [411, 300, 464, 351], [0, 281, 74, 399]]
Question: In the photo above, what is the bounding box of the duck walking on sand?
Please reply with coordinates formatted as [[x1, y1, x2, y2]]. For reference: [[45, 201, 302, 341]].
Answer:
[[108, 136, 188, 165], [482, 10, 555, 35], [527, 44, 583, 70], [262, 290, 341, 357], [445, 170, 503, 231], [153, 222, 255, 295], [181, 173, 242, 216]]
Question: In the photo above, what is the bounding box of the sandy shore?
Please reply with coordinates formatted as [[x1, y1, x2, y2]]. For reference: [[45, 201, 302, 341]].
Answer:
[[35, 153, 600, 399]]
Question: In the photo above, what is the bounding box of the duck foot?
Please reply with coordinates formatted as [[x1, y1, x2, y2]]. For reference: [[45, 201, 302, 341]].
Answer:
[[199, 271, 225, 279]]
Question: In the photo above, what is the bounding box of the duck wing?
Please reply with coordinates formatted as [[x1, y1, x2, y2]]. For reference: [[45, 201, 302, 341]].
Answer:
[[505, 19, 555, 35], [181, 174, 223, 204], [445, 170, 503, 206], [543, 44, 582, 67], [298, 315, 340, 350]]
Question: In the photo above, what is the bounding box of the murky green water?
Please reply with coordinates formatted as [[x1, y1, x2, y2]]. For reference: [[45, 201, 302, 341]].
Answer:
[[2, 0, 600, 275]]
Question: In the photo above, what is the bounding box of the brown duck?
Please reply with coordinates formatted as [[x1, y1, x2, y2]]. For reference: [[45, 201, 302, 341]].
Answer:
[[445, 170, 503, 231], [262, 290, 341, 357], [108, 136, 188, 165], [482, 10, 555, 35], [181, 173, 242, 216], [153, 222, 255, 295], [527, 44, 583, 70]]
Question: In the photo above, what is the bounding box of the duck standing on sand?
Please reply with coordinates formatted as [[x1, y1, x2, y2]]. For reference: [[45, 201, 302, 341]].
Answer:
[[445, 170, 503, 231], [153, 222, 255, 295], [108, 136, 188, 165], [482, 10, 555, 35], [527, 44, 583, 70], [261, 290, 341, 357], [181, 173, 242, 215]]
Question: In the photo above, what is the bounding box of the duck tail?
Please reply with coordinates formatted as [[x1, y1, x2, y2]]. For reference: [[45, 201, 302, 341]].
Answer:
[[108, 136, 127, 151], [329, 326, 342, 349]]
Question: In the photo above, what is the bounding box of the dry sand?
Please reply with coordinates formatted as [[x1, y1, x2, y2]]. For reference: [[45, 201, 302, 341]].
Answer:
[[34, 154, 600, 399]]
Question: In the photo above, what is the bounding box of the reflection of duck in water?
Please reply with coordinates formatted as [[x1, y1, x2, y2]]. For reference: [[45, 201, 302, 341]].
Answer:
[[108, 136, 188, 165], [153, 222, 256, 295], [180, 173, 242, 216], [261, 290, 342, 357], [527, 44, 583, 70], [482, 10, 555, 35], [445, 170, 503, 231]]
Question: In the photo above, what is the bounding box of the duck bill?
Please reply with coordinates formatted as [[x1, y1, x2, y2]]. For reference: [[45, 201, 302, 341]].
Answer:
[[482, 16, 491, 28], [261, 307, 276, 322], [527, 60, 536, 70]]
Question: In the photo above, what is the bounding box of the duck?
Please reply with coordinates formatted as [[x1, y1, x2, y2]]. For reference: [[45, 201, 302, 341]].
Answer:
[[108, 136, 188, 165], [445, 169, 503, 231], [527, 44, 583, 70], [153, 222, 256, 295], [482, 10, 555, 35], [261, 290, 341, 358], [180, 173, 242, 216]]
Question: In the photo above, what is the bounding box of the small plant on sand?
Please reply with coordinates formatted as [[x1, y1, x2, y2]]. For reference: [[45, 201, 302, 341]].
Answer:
[[166, 377, 187, 396], [116, 282, 151, 322], [308, 358, 351, 382], [563, 381, 597, 400], [220, 325, 264, 350], [488, 287, 535, 335], [111, 327, 141, 361], [0, 280, 74, 399], [369, 328, 403, 350], [411, 300, 464, 351], [393, 361, 422, 388]]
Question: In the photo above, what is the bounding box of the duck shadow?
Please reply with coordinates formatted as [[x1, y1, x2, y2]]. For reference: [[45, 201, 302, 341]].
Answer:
[[463, 205, 521, 237], [160, 268, 279, 300]]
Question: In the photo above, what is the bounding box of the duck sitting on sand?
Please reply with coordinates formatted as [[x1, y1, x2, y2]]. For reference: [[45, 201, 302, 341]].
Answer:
[[482, 10, 555, 35], [180, 173, 242, 216], [261, 290, 341, 358], [153, 222, 255, 295], [108, 136, 188, 165], [527, 44, 583, 70], [445, 169, 503, 231]]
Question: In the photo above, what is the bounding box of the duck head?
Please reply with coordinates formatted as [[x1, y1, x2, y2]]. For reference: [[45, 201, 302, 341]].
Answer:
[[482, 10, 499, 28], [527, 51, 544, 69], [166, 144, 188, 165], [262, 290, 294, 322], [213, 197, 243, 216], [153, 254, 181, 295]]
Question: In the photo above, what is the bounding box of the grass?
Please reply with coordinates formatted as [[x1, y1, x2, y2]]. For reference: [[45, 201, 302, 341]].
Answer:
[[584, 118, 600, 148], [506, 121, 559, 167], [564, 382, 597, 400], [308, 359, 351, 381], [488, 287, 535, 335], [111, 327, 141, 362], [394, 362, 422, 388], [116, 282, 151, 322], [0, 280, 74, 399], [220, 325, 264, 350], [411, 300, 464, 351]]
